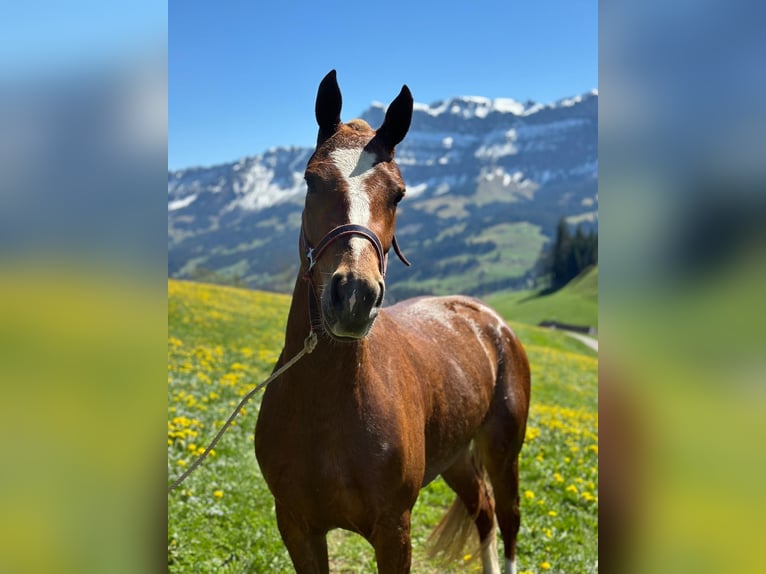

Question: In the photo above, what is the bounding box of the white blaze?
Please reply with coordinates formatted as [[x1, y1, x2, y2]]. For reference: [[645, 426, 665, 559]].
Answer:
[[329, 147, 376, 262]]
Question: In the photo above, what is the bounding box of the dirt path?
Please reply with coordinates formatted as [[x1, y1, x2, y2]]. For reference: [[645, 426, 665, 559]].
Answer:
[[563, 331, 598, 353]]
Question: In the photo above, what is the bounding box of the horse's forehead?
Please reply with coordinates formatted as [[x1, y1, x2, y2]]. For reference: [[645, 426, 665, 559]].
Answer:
[[308, 121, 388, 171], [329, 146, 376, 179], [308, 144, 388, 184]]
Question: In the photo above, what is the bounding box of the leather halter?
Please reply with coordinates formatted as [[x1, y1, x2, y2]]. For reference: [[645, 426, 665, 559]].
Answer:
[[300, 222, 411, 334]]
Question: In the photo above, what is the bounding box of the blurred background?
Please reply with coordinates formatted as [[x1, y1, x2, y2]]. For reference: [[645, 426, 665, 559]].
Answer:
[[1, 0, 765, 572], [0, 2, 167, 573], [600, 0, 766, 572]]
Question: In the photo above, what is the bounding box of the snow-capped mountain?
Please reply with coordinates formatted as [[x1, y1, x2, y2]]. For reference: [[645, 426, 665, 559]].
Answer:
[[168, 91, 597, 298]]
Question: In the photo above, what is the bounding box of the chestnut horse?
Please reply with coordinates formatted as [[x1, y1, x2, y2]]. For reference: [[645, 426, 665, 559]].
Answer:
[[255, 71, 530, 574]]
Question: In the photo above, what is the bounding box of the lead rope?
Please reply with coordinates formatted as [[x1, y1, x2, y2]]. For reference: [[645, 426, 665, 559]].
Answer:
[[167, 331, 318, 493]]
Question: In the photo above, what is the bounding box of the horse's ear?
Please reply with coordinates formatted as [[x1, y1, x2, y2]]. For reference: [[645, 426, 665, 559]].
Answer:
[[315, 70, 342, 145], [376, 85, 413, 155]]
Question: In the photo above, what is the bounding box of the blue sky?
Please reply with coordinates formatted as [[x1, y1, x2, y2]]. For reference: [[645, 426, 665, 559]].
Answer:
[[1, 1, 166, 79], [170, 0, 597, 170]]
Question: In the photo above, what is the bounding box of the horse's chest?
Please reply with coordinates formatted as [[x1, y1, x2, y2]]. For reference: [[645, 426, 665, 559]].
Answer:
[[256, 388, 413, 527]]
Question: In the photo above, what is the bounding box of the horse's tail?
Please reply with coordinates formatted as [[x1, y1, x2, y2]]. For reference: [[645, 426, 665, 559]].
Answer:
[[427, 494, 477, 563], [426, 448, 488, 564]]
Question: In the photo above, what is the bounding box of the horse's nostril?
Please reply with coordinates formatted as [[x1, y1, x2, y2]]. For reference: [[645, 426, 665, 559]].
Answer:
[[330, 273, 345, 312], [374, 281, 385, 308]]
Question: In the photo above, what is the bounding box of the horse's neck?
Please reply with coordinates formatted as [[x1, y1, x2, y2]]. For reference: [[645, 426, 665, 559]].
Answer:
[[283, 276, 313, 353]]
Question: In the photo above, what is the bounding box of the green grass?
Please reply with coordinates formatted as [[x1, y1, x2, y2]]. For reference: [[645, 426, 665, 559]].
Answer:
[[485, 266, 598, 329], [168, 280, 597, 573]]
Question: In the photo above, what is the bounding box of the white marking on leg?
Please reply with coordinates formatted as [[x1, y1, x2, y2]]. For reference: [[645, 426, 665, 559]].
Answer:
[[329, 148, 376, 262], [481, 534, 502, 574], [505, 558, 517, 574]]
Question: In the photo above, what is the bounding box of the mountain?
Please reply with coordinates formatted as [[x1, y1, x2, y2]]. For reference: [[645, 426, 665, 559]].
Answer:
[[168, 91, 597, 299]]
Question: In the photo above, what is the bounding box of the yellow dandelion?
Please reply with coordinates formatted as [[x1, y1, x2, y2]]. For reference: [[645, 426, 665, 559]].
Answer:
[[541, 561, 551, 570], [553, 472, 564, 483], [524, 490, 535, 500], [176, 460, 187, 467], [463, 554, 472, 561], [566, 485, 578, 494], [545, 528, 553, 538], [548, 510, 557, 517], [197, 373, 211, 385], [213, 490, 224, 498]]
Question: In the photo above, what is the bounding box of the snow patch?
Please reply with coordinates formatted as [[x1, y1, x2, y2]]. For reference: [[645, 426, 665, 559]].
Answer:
[[168, 194, 198, 211], [226, 163, 305, 211], [408, 92, 593, 120], [407, 182, 428, 198], [492, 98, 526, 115]]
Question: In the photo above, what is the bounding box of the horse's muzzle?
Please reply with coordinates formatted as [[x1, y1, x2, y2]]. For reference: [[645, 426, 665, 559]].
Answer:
[[322, 271, 384, 339]]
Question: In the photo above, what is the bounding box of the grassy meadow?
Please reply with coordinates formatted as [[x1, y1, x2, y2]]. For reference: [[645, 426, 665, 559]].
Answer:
[[168, 279, 598, 573], [486, 266, 598, 329]]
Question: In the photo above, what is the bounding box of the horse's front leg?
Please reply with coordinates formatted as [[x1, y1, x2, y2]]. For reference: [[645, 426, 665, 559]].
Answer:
[[275, 503, 329, 574], [370, 510, 413, 574]]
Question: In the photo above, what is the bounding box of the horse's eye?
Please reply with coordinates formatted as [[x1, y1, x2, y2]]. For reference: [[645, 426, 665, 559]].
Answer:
[[304, 174, 319, 194], [393, 188, 405, 206]]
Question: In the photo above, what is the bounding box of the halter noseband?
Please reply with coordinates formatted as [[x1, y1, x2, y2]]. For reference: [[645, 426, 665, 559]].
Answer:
[[300, 222, 411, 334]]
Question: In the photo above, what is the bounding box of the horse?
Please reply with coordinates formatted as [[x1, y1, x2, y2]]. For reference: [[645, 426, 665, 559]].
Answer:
[[255, 70, 531, 574]]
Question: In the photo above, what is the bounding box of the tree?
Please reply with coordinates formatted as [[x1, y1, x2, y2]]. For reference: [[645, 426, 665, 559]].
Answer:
[[547, 218, 598, 290], [551, 218, 572, 289]]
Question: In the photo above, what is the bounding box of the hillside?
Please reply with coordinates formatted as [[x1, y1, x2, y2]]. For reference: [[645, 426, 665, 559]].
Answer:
[[167, 279, 597, 572], [168, 90, 597, 299], [485, 266, 598, 329]]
